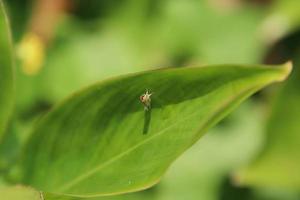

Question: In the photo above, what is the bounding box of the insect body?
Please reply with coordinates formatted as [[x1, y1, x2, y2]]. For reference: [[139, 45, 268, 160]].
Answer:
[[140, 90, 152, 111]]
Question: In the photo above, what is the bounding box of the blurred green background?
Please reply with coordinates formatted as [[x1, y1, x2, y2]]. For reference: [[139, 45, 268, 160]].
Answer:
[[1, 0, 300, 199]]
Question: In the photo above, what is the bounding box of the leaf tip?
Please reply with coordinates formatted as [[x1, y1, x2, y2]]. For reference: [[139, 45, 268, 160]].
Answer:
[[272, 60, 293, 82], [280, 60, 293, 81]]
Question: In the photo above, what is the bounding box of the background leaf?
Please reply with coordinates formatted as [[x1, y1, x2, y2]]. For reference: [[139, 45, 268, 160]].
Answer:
[[260, 0, 300, 44], [0, 0, 14, 141], [17, 63, 291, 197], [13, 0, 267, 111]]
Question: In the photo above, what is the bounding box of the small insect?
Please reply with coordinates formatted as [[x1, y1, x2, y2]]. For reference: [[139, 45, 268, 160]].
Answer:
[[140, 90, 152, 111]]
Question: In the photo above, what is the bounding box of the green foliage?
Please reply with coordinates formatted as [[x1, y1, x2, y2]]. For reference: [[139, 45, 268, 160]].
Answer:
[[1, 1, 300, 199], [15, 0, 267, 110], [0, 1, 14, 141], [17, 63, 291, 197]]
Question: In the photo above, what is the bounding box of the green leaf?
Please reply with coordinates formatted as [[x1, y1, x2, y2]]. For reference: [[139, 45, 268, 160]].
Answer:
[[0, 186, 42, 200], [19, 63, 291, 197], [0, 0, 14, 141], [41, 102, 268, 200], [236, 60, 300, 189]]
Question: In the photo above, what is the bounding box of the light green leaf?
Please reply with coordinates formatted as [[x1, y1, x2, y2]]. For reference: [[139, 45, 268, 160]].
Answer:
[[19, 63, 291, 197], [236, 60, 300, 189], [0, 185, 42, 200], [0, 0, 14, 141]]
